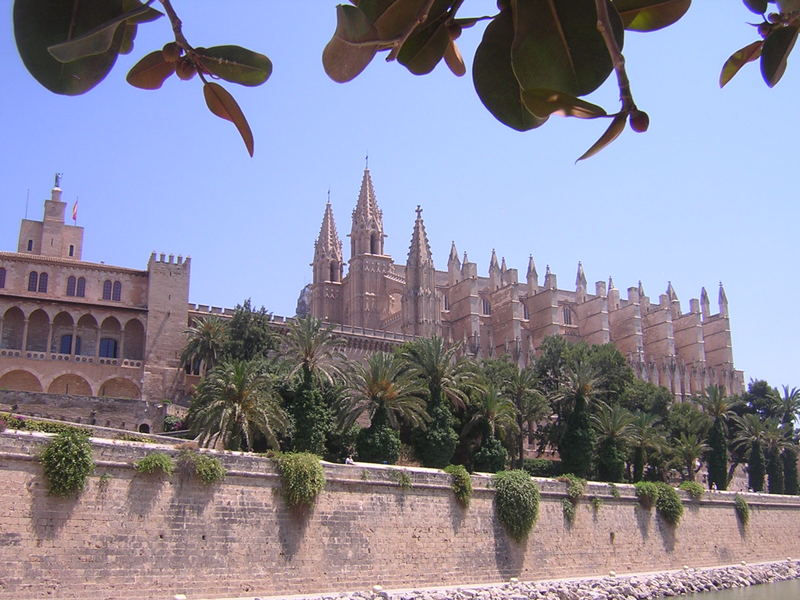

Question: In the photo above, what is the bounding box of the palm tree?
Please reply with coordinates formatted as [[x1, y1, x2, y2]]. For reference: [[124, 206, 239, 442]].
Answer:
[[181, 315, 229, 376], [402, 337, 477, 468], [188, 359, 289, 451], [699, 385, 739, 490], [771, 385, 800, 425], [628, 412, 665, 482], [282, 316, 346, 386], [762, 418, 795, 494], [774, 386, 800, 494], [462, 382, 518, 443], [732, 413, 767, 492], [591, 402, 634, 482], [504, 366, 550, 468], [558, 357, 602, 478], [339, 352, 428, 431], [672, 432, 710, 482]]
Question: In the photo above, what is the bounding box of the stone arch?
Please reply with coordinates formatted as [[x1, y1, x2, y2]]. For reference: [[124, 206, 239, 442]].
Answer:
[[123, 318, 145, 360], [138, 423, 151, 434], [51, 311, 75, 354], [0, 369, 43, 392], [76, 314, 98, 357], [26, 309, 50, 352], [99, 317, 121, 358], [47, 374, 92, 396], [99, 377, 140, 399], [1, 307, 25, 350]]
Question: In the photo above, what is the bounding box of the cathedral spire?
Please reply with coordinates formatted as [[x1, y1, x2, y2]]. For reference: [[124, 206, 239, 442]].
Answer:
[[666, 281, 678, 301], [350, 167, 385, 256], [406, 205, 433, 266], [448, 241, 459, 265], [489, 249, 499, 271], [638, 280, 645, 297], [700, 286, 710, 318], [448, 241, 460, 285], [314, 201, 343, 262], [718, 282, 728, 317], [500, 256, 507, 272], [575, 261, 587, 289], [527, 255, 538, 281], [608, 276, 615, 290]]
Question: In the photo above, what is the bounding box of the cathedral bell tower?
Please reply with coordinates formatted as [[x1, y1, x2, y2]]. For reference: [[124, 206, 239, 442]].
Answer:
[[310, 199, 344, 322], [402, 206, 440, 337]]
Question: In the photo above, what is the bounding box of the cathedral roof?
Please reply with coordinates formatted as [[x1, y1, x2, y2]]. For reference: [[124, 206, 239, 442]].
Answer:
[[315, 201, 343, 261]]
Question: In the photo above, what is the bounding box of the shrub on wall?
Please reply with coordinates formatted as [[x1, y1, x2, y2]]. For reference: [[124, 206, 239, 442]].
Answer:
[[134, 452, 175, 476], [39, 430, 94, 496], [275, 452, 325, 508], [2, 413, 90, 436], [608, 483, 620, 498], [679, 481, 705, 500], [559, 473, 586, 501], [634, 481, 659, 508], [493, 470, 540, 542], [444, 464, 472, 507], [178, 450, 226, 484], [523, 458, 562, 478], [654, 483, 684, 525], [734, 494, 750, 525], [562, 497, 576, 523]]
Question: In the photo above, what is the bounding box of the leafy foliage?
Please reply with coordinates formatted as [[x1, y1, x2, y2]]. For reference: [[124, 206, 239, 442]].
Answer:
[[654, 483, 683, 525], [734, 493, 750, 525], [1, 413, 90, 436], [415, 402, 460, 468], [356, 425, 401, 464], [275, 452, 326, 507], [472, 436, 508, 473], [590, 495, 603, 511], [562, 497, 577, 524], [608, 483, 620, 498], [523, 458, 562, 478], [40, 430, 94, 496], [178, 450, 226, 484], [493, 469, 540, 542], [679, 480, 705, 500], [560, 473, 587, 501], [444, 464, 472, 507], [634, 481, 659, 508], [134, 452, 175, 476], [391, 470, 413, 489]]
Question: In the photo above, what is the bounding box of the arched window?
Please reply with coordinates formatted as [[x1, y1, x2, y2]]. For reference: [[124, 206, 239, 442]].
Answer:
[[66, 276, 76, 296], [99, 337, 118, 358], [59, 334, 72, 355], [38, 272, 48, 293], [102, 280, 112, 300], [76, 277, 86, 297], [68, 244, 75, 257], [28, 271, 38, 291], [523, 303, 530, 320], [563, 306, 572, 325], [0, 267, 5, 288], [112, 281, 122, 301], [443, 295, 450, 311], [26, 239, 33, 251], [482, 298, 491, 315]]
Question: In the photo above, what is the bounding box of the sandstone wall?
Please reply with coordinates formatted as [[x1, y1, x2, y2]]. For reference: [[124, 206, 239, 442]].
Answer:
[[1, 430, 798, 600]]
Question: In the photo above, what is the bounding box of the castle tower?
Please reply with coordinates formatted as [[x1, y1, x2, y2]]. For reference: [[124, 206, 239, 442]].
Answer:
[[402, 206, 440, 337], [345, 168, 393, 329], [18, 173, 83, 259], [310, 200, 344, 321]]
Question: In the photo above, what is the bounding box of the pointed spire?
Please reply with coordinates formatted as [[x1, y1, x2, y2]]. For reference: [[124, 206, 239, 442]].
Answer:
[[463, 251, 469, 264], [352, 167, 383, 230], [718, 282, 728, 306], [527, 255, 538, 283], [700, 287, 709, 303], [406, 205, 432, 266], [576, 261, 587, 289], [666, 281, 678, 301], [638, 280, 645, 297], [489, 249, 499, 271], [608, 276, 615, 290], [544, 265, 556, 290], [501, 257, 507, 272], [448, 241, 459, 264], [314, 201, 342, 262]]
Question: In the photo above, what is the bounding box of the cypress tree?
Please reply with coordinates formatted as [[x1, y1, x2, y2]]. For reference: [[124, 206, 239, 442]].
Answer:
[[783, 448, 798, 495], [767, 449, 785, 494], [559, 397, 594, 478], [748, 441, 765, 492], [707, 419, 728, 490]]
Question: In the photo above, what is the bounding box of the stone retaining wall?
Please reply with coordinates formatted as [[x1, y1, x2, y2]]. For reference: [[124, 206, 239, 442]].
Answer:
[[1, 430, 799, 600]]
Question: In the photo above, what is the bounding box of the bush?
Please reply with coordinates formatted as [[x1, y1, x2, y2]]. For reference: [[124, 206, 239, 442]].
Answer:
[[634, 481, 659, 508], [178, 450, 226, 484], [608, 483, 620, 498], [679, 480, 705, 500], [559, 473, 586, 501], [414, 403, 458, 469], [162, 415, 185, 432], [356, 425, 401, 464], [734, 494, 750, 525], [391, 470, 412, 489], [116, 433, 152, 443], [522, 458, 562, 478], [40, 430, 94, 496], [493, 470, 540, 542], [472, 436, 507, 473], [134, 452, 175, 476], [654, 483, 684, 525], [590, 496, 603, 511], [444, 464, 472, 507], [562, 497, 576, 523], [275, 452, 325, 507], [1, 413, 90, 436]]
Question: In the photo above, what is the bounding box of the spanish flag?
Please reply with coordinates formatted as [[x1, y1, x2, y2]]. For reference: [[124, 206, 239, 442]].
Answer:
[[71, 199, 78, 223]]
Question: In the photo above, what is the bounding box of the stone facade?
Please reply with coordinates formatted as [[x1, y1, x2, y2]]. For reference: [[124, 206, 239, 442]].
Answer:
[[0, 182, 190, 423], [0, 430, 798, 599], [311, 169, 745, 400]]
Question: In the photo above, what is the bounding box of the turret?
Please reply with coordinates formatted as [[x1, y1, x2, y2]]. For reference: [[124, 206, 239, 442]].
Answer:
[[461, 251, 477, 279], [526, 255, 539, 294], [349, 167, 384, 256], [312, 201, 343, 284], [489, 249, 501, 290], [700, 287, 710, 319], [402, 206, 439, 337], [718, 282, 728, 317], [544, 265, 557, 290], [575, 261, 587, 301], [447, 241, 460, 285], [666, 281, 681, 318]]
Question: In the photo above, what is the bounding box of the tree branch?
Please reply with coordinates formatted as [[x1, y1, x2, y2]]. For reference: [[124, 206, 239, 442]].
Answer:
[[594, 0, 636, 114], [159, 0, 193, 52], [386, 0, 437, 61]]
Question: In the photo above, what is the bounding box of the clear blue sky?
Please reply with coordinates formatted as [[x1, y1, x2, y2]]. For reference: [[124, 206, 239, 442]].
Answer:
[[1, 2, 797, 390]]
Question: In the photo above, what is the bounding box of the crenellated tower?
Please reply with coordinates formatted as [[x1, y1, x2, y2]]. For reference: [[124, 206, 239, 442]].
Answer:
[[311, 200, 344, 322]]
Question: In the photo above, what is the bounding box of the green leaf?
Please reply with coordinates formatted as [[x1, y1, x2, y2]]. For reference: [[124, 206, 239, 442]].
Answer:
[[126, 50, 175, 90], [521, 89, 607, 118], [13, 0, 131, 95], [198, 46, 272, 87], [511, 0, 623, 97], [612, 0, 691, 31], [577, 113, 627, 161], [203, 82, 255, 157], [742, 0, 768, 14], [47, 3, 160, 63], [397, 18, 451, 74], [472, 11, 549, 131], [323, 4, 380, 82], [761, 24, 799, 87], [374, 0, 429, 39], [719, 40, 763, 87]]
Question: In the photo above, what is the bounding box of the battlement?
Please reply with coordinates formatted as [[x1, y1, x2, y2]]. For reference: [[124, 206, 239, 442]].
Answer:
[[148, 252, 190, 267]]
